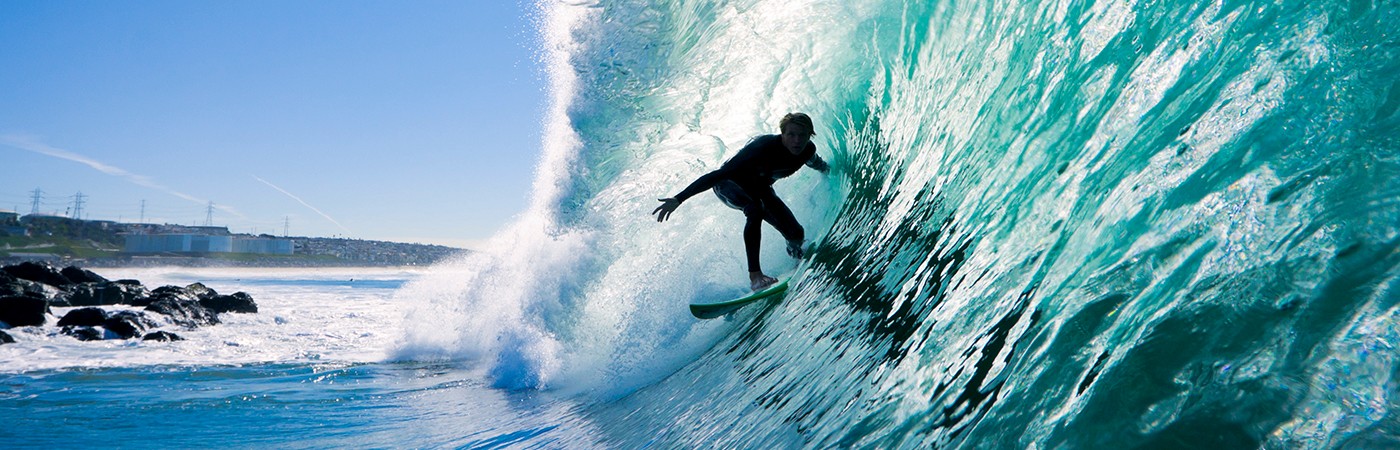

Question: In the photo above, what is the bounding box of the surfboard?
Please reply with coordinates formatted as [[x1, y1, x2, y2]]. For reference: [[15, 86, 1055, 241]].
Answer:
[[689, 277, 790, 319]]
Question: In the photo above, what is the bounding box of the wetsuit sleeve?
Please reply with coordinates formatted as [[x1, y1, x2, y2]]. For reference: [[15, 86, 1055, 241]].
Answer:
[[672, 137, 766, 203], [806, 152, 829, 173], [673, 168, 730, 203]]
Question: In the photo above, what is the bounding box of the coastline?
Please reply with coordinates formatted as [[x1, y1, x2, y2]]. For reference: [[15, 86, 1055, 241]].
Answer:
[[0, 253, 465, 269], [1, 215, 468, 269]]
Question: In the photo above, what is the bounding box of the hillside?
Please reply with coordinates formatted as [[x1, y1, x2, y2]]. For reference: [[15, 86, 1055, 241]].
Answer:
[[0, 214, 467, 267]]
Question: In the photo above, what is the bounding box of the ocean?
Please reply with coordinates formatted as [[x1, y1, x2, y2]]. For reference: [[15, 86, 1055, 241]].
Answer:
[[0, 267, 608, 448], [5, 0, 1400, 447]]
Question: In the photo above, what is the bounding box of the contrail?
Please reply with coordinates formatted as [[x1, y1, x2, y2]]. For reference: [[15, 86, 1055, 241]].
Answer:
[[252, 175, 353, 235], [2, 135, 247, 219]]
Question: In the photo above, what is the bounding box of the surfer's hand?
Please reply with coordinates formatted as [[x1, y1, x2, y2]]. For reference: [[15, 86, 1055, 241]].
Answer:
[[653, 198, 680, 222], [808, 155, 830, 174]]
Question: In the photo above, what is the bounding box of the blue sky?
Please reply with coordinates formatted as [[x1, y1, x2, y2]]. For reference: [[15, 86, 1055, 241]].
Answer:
[[0, 1, 548, 249]]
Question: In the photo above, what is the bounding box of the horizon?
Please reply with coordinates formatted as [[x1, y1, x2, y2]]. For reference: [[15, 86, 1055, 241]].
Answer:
[[1, 2, 550, 251]]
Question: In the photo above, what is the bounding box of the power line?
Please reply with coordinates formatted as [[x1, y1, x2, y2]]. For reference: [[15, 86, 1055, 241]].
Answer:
[[204, 201, 214, 226]]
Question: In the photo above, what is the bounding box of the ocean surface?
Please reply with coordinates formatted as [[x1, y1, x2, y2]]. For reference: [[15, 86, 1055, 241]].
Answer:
[[6, 0, 1400, 447]]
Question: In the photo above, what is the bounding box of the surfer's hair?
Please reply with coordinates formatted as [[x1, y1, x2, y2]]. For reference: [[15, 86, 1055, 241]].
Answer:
[[780, 112, 815, 137]]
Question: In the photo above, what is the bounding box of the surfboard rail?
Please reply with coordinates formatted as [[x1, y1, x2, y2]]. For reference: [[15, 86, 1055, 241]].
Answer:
[[689, 277, 790, 319]]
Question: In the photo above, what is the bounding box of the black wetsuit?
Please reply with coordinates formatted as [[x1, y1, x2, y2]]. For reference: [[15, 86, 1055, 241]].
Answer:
[[673, 134, 828, 273]]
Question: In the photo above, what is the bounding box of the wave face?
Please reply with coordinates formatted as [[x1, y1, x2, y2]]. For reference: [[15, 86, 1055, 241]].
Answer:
[[404, 0, 1400, 447]]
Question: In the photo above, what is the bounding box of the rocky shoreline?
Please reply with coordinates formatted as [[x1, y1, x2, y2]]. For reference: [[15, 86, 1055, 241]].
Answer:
[[0, 261, 258, 344]]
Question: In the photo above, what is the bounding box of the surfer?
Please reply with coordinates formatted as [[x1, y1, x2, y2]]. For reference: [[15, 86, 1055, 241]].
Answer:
[[652, 112, 830, 291]]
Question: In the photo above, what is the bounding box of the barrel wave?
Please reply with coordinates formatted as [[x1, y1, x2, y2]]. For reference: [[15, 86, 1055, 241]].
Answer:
[[400, 0, 1400, 447]]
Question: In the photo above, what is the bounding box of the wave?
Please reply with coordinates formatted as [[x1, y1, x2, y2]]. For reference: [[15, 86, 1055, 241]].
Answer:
[[399, 0, 1400, 446]]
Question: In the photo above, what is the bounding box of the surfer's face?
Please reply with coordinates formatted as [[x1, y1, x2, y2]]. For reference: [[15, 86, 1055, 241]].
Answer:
[[780, 124, 811, 154]]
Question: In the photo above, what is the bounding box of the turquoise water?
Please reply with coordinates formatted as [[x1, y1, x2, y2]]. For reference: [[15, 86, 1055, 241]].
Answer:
[[4, 362, 597, 448], [7, 0, 1400, 447]]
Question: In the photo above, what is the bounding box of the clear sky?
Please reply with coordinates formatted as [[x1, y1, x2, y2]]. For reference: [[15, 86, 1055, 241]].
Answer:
[[0, 1, 548, 249]]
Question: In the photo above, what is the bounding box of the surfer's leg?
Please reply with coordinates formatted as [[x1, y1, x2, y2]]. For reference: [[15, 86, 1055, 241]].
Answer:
[[758, 192, 804, 257], [715, 181, 765, 272], [743, 204, 764, 273], [742, 202, 778, 290]]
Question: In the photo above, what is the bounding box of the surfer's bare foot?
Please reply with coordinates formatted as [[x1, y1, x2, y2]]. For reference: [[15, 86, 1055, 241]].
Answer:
[[749, 272, 778, 291]]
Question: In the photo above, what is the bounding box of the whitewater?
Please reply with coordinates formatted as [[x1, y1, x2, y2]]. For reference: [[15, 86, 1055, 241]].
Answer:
[[5, 0, 1400, 447]]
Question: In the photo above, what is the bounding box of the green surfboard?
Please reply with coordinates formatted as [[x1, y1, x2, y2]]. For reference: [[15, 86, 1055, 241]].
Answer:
[[690, 277, 790, 319]]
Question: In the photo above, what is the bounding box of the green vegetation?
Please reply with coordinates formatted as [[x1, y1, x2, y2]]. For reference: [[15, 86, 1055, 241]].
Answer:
[[0, 235, 121, 258], [15, 216, 123, 247]]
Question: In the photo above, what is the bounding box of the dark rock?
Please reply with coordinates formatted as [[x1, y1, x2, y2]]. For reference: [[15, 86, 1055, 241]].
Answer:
[[0, 295, 49, 327], [142, 331, 183, 342], [62, 282, 149, 307], [151, 285, 199, 302], [57, 307, 107, 327], [0, 330, 13, 344], [103, 310, 158, 339], [185, 282, 218, 300], [2, 262, 73, 287], [1, 276, 35, 297], [42, 284, 71, 306], [114, 279, 143, 286], [59, 266, 108, 284], [201, 292, 258, 314], [1, 277, 66, 302], [145, 298, 219, 328], [62, 326, 103, 341], [132, 285, 198, 309]]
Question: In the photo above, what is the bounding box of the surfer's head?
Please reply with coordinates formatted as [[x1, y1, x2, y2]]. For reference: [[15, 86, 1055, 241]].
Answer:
[[779, 112, 814, 154], [780, 112, 815, 137]]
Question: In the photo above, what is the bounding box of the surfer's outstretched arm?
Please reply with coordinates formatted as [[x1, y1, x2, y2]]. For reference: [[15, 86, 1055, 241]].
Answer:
[[673, 169, 730, 203], [654, 167, 734, 222]]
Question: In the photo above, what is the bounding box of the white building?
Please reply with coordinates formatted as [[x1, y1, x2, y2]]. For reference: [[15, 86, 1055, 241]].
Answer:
[[124, 234, 293, 255], [125, 234, 232, 253], [232, 237, 294, 255]]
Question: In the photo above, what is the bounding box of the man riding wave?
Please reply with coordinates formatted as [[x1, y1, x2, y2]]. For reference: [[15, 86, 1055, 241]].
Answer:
[[652, 112, 830, 291]]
